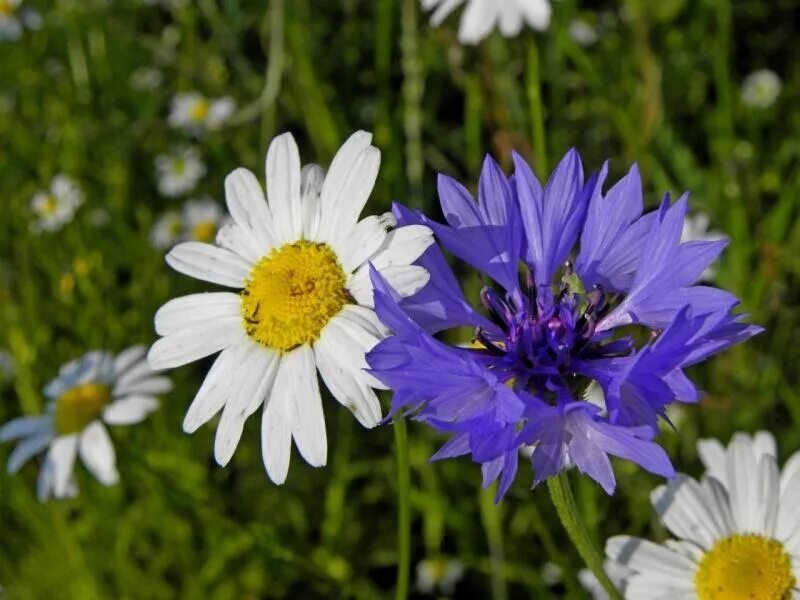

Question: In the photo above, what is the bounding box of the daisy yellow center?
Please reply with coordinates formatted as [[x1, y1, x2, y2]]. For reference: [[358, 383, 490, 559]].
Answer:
[[695, 534, 795, 600], [190, 99, 209, 123], [55, 382, 111, 435], [0, 0, 14, 17], [241, 241, 348, 353], [41, 196, 58, 216], [171, 158, 186, 175], [191, 221, 216, 242]]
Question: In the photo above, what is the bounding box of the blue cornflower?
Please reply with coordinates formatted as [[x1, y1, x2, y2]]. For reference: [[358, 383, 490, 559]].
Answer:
[[367, 150, 761, 499]]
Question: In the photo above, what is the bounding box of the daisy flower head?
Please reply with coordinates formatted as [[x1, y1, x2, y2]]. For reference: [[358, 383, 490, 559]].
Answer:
[[151, 210, 184, 250], [151, 198, 226, 251], [605, 431, 800, 599], [741, 69, 782, 109], [367, 150, 761, 500], [0, 0, 41, 42], [416, 556, 464, 596], [422, 0, 551, 45], [155, 146, 206, 197], [30, 174, 84, 233], [168, 92, 236, 134], [147, 131, 434, 484], [0, 347, 171, 501]]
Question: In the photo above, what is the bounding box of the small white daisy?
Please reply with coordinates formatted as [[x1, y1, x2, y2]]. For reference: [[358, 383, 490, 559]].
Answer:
[[130, 66, 164, 91], [148, 131, 434, 483], [741, 69, 782, 109], [569, 19, 598, 47], [416, 556, 464, 596], [151, 210, 184, 250], [30, 174, 84, 232], [168, 92, 236, 133], [682, 212, 727, 281], [0, 0, 41, 42], [155, 147, 206, 197], [421, 0, 551, 45], [0, 347, 171, 501], [541, 561, 563, 587], [605, 431, 800, 599], [151, 198, 226, 250]]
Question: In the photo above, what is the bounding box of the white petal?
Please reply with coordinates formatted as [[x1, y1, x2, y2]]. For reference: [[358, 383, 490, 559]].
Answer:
[[338, 304, 389, 340], [318, 314, 385, 390], [166, 242, 251, 288], [182, 343, 249, 433], [339, 214, 391, 273], [348, 265, 429, 307], [261, 390, 292, 484], [47, 434, 79, 498], [605, 536, 696, 582], [498, 3, 523, 37], [7, 432, 53, 473], [275, 347, 327, 468], [314, 335, 382, 427], [301, 163, 325, 240], [429, 0, 463, 26], [316, 134, 380, 251], [113, 345, 147, 376], [265, 133, 303, 244], [102, 396, 159, 425], [513, 0, 551, 31], [216, 221, 265, 264], [224, 167, 276, 254], [79, 422, 119, 486], [147, 317, 246, 370], [367, 224, 434, 270], [728, 435, 771, 534], [114, 375, 172, 397], [213, 344, 279, 467], [0, 415, 52, 442], [114, 356, 162, 392], [154, 292, 242, 336], [753, 430, 777, 459], [650, 475, 731, 549], [458, 0, 498, 44], [697, 438, 727, 487]]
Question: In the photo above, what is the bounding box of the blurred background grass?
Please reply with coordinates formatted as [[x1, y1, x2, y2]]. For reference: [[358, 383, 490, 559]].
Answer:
[[1, 0, 799, 598]]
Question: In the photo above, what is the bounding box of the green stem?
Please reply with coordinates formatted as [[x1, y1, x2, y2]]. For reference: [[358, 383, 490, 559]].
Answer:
[[526, 39, 548, 176], [394, 418, 411, 600], [547, 472, 621, 600], [478, 486, 508, 600], [400, 0, 424, 204]]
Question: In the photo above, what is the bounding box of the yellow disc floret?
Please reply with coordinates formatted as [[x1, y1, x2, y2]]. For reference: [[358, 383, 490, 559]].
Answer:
[[191, 221, 216, 242], [242, 241, 349, 353], [0, 0, 15, 17], [695, 533, 795, 600], [55, 382, 112, 435], [190, 99, 210, 123]]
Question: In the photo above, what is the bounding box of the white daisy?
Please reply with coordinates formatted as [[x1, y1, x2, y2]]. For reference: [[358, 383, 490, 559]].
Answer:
[[30, 174, 84, 232], [0, 0, 41, 42], [155, 147, 206, 197], [151, 210, 184, 250], [605, 431, 800, 599], [421, 0, 551, 45], [130, 66, 164, 91], [147, 131, 434, 483], [0, 347, 171, 501], [416, 556, 464, 595], [741, 69, 782, 109], [168, 92, 236, 133], [569, 19, 598, 47], [151, 198, 227, 250], [682, 212, 727, 281]]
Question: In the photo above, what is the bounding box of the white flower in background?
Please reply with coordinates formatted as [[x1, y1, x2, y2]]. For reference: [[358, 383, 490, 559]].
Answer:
[[416, 556, 464, 596], [168, 92, 236, 133], [182, 197, 226, 242], [0, 0, 41, 42], [0, 347, 171, 501], [741, 69, 782, 109], [130, 66, 164, 91], [151, 210, 184, 250], [155, 147, 206, 197], [541, 561, 563, 587], [151, 198, 226, 250], [148, 131, 433, 483], [0, 350, 15, 379], [569, 19, 598, 47], [30, 174, 84, 232], [605, 431, 800, 599], [421, 0, 551, 44], [682, 212, 727, 281]]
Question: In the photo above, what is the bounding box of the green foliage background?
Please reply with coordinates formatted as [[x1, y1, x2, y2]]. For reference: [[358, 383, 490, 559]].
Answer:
[[1, 0, 799, 598]]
